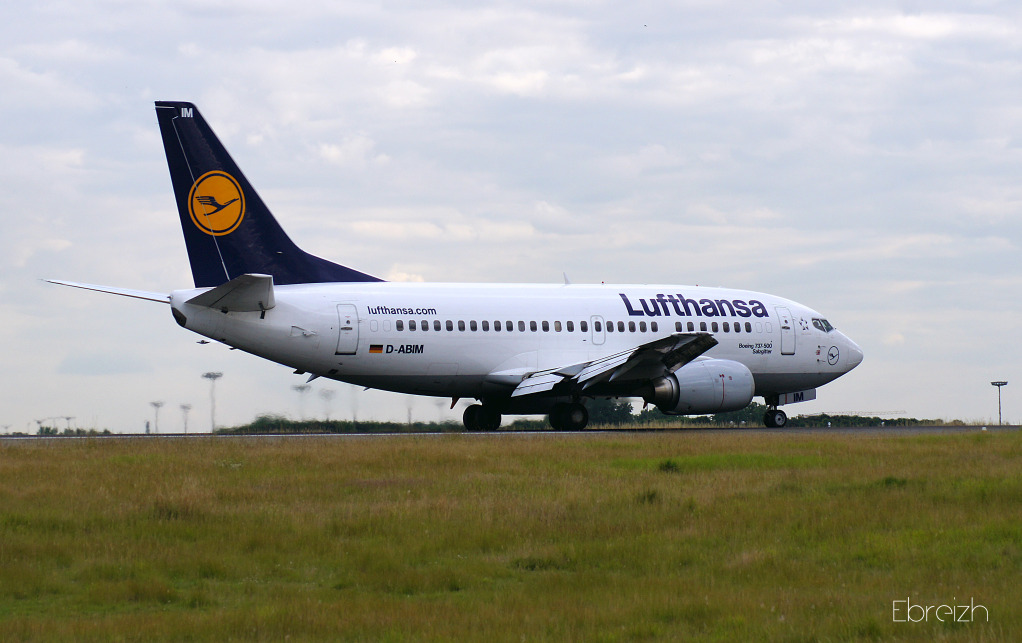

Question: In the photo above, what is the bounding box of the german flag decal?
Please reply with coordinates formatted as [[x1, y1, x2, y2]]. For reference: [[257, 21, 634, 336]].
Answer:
[[369, 344, 383, 354]]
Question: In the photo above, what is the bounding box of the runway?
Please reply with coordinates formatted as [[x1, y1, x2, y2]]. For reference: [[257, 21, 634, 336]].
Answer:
[[1, 424, 1016, 441]]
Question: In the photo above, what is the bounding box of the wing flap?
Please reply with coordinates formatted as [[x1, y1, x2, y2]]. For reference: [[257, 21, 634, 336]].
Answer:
[[510, 372, 565, 397], [510, 332, 718, 398]]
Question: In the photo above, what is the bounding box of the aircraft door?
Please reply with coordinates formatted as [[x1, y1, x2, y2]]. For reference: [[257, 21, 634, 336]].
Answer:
[[776, 307, 795, 356], [590, 315, 606, 345], [336, 304, 359, 355]]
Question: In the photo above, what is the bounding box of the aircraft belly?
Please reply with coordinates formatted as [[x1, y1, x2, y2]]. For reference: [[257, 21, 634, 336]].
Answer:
[[752, 371, 844, 395]]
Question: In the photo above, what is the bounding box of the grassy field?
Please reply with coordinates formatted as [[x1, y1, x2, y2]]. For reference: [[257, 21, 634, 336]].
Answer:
[[0, 430, 1019, 641]]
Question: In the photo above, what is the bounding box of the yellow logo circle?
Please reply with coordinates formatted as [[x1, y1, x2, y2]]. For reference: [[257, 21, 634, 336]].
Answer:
[[188, 171, 246, 236]]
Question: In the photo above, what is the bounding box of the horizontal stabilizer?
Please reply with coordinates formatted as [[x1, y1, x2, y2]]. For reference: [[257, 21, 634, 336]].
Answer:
[[44, 280, 169, 303], [186, 273, 275, 312]]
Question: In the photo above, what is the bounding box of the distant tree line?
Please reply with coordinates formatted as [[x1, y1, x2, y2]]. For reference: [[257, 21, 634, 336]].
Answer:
[[32, 427, 113, 437]]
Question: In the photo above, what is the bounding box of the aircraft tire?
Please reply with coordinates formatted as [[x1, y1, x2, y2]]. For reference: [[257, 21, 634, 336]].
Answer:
[[763, 410, 787, 428], [463, 405, 481, 431], [476, 406, 501, 431], [563, 403, 589, 431], [550, 402, 588, 431], [548, 405, 565, 431]]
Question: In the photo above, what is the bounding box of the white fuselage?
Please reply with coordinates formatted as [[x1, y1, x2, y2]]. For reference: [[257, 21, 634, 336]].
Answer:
[[169, 282, 863, 403]]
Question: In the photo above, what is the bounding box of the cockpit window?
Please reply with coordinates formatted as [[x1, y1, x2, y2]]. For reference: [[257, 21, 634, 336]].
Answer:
[[812, 318, 834, 333]]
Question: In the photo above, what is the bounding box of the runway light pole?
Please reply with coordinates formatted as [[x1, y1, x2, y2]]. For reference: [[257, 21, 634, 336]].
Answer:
[[991, 381, 1008, 426], [180, 403, 192, 434], [203, 372, 223, 432], [150, 401, 164, 434]]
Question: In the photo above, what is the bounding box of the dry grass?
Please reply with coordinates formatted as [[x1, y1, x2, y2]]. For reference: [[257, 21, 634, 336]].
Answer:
[[0, 430, 1019, 641]]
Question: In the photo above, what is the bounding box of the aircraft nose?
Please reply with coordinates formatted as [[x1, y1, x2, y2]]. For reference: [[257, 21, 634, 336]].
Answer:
[[846, 337, 864, 370]]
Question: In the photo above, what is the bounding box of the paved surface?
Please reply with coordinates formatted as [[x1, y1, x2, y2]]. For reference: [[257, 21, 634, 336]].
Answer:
[[2, 425, 1017, 441]]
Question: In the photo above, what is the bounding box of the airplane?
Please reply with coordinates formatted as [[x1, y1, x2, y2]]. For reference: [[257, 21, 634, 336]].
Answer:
[[48, 101, 863, 431]]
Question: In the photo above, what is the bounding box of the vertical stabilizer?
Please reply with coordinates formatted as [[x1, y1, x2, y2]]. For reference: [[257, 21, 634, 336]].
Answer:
[[155, 101, 382, 287]]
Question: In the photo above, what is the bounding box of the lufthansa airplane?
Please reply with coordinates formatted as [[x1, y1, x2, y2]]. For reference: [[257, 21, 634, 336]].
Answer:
[[49, 102, 862, 431]]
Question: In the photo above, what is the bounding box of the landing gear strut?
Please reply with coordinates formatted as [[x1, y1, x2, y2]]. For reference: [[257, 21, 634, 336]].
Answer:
[[763, 408, 787, 428], [463, 404, 501, 431], [549, 402, 589, 431]]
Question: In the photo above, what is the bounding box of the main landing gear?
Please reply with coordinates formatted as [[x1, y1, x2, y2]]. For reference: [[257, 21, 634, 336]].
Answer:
[[763, 408, 787, 428], [463, 404, 501, 431], [461, 401, 591, 431], [549, 402, 589, 431]]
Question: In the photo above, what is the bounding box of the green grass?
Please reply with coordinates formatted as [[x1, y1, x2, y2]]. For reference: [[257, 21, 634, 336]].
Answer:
[[0, 431, 1019, 641]]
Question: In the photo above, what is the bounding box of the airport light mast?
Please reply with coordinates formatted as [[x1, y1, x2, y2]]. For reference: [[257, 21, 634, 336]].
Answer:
[[991, 381, 1008, 426], [180, 403, 192, 434], [203, 372, 223, 432], [150, 401, 164, 434]]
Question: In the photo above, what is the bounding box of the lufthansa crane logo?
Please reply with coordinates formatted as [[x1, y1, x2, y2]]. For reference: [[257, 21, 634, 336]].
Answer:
[[828, 346, 840, 366], [188, 171, 245, 236]]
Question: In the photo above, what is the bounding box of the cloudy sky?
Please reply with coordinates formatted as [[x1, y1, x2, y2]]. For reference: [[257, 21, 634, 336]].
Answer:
[[3, 1, 1021, 432]]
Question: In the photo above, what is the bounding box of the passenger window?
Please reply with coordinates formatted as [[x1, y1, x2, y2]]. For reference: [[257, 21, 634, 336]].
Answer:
[[530, 321, 537, 332], [482, 320, 490, 331], [617, 322, 625, 332], [650, 322, 657, 333], [409, 320, 417, 331], [554, 321, 562, 332], [676, 322, 683, 332], [396, 320, 404, 331], [434, 320, 441, 331], [470, 320, 477, 331], [518, 321, 526, 332], [446, 320, 454, 331], [594, 321, 602, 332], [639, 321, 647, 332], [506, 321, 513, 332], [421, 320, 429, 331], [723, 322, 730, 332], [628, 321, 636, 332], [712, 322, 718, 333], [581, 321, 589, 332], [700, 322, 707, 332], [567, 321, 574, 332], [688, 322, 695, 332], [606, 322, 613, 333], [542, 321, 550, 332], [458, 320, 466, 331], [493, 321, 501, 332], [746, 322, 752, 332]]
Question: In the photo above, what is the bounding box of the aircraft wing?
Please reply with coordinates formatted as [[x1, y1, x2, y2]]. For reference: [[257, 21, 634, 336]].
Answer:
[[510, 332, 718, 398], [44, 280, 169, 303]]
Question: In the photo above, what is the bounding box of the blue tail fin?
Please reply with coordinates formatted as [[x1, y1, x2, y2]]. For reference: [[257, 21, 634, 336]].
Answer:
[[155, 101, 383, 287]]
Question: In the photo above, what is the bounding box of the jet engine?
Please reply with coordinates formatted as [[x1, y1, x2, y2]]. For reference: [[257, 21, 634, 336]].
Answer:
[[644, 359, 755, 415]]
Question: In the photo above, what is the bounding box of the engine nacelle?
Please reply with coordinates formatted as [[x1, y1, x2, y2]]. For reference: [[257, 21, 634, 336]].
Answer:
[[644, 359, 755, 415]]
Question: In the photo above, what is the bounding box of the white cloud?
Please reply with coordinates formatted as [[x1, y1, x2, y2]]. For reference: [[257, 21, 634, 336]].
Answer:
[[318, 134, 390, 168]]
